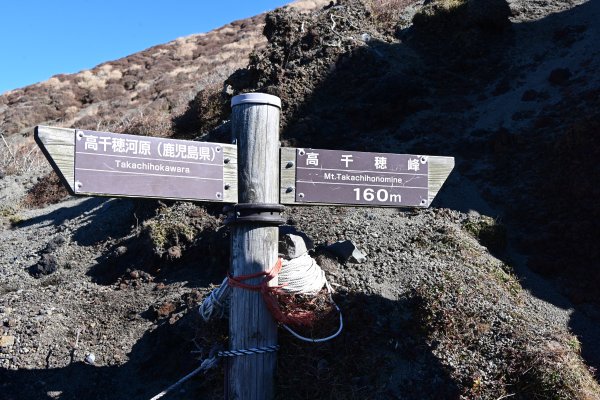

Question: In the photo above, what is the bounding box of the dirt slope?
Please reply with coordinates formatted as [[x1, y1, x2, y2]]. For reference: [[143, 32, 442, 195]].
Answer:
[[1, 0, 600, 399]]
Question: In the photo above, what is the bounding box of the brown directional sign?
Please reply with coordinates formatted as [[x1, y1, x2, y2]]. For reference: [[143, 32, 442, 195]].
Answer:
[[75, 129, 224, 201], [280, 147, 454, 207], [36, 126, 452, 207], [34, 125, 238, 202]]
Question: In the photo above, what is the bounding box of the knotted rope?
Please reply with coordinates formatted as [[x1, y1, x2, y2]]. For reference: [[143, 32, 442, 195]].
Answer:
[[200, 253, 343, 342], [227, 258, 321, 326], [152, 255, 343, 399]]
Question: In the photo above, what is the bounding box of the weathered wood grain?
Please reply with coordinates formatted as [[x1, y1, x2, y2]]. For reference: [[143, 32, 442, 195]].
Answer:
[[228, 95, 280, 400], [222, 143, 238, 203], [427, 156, 455, 206], [34, 125, 76, 193], [279, 147, 297, 205]]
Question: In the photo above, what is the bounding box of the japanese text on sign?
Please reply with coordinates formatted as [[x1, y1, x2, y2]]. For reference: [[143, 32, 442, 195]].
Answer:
[[75, 129, 225, 201], [82, 132, 218, 162], [295, 148, 429, 207]]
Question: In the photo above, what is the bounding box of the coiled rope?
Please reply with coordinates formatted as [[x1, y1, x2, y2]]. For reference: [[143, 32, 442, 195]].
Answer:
[[199, 254, 329, 321], [200, 253, 343, 342], [279, 253, 329, 295], [151, 254, 342, 399], [198, 277, 230, 321]]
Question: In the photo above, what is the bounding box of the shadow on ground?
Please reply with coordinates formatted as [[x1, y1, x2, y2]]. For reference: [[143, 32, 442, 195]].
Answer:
[[18, 198, 108, 230], [0, 292, 458, 400], [85, 220, 229, 287], [0, 310, 213, 400]]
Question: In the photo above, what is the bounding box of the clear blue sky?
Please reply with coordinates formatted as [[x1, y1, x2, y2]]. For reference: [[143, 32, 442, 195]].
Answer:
[[0, 0, 291, 94]]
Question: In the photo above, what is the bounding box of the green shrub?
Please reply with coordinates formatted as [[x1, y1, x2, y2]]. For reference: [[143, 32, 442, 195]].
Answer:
[[463, 215, 507, 253], [142, 203, 198, 256]]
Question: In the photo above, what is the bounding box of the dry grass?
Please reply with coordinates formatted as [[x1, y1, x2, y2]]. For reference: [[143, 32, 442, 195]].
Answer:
[[367, 0, 422, 31], [76, 70, 108, 91], [142, 202, 201, 257], [0, 12, 269, 137], [462, 214, 507, 254], [173, 37, 198, 60], [415, 223, 600, 400], [105, 109, 175, 138], [0, 133, 47, 176], [412, 0, 468, 27], [172, 84, 230, 139], [286, 0, 331, 12], [518, 337, 600, 400]]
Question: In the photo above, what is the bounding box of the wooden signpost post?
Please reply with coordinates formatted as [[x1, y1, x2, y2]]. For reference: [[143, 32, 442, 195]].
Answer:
[[227, 93, 282, 399], [35, 93, 454, 400]]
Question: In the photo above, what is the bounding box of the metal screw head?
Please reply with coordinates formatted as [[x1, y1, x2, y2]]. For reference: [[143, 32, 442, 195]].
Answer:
[[216, 147, 222, 153], [298, 193, 305, 199], [286, 161, 294, 168], [420, 199, 427, 206], [298, 149, 306, 156], [216, 192, 222, 199], [76, 131, 84, 140], [75, 181, 83, 190], [420, 156, 428, 164]]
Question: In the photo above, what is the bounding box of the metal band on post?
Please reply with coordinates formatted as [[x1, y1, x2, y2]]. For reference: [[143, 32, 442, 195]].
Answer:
[[223, 203, 286, 226]]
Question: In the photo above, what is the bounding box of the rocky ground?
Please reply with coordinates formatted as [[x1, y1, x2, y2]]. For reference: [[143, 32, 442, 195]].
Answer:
[[1, 0, 600, 399], [0, 192, 598, 399]]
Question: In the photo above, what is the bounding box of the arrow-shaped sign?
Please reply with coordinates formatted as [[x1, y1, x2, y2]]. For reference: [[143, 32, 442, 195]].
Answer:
[[35, 126, 453, 208], [280, 147, 453, 207], [34, 125, 238, 202]]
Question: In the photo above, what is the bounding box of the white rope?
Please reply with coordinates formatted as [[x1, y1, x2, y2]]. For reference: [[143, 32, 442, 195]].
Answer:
[[199, 277, 231, 321], [153, 254, 341, 399], [218, 344, 279, 357], [199, 253, 343, 343], [279, 253, 328, 294], [282, 309, 343, 343], [199, 253, 327, 321], [149, 345, 280, 400], [281, 278, 343, 343]]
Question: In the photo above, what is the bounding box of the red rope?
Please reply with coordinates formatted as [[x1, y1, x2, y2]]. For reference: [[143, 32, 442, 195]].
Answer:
[[228, 259, 317, 327]]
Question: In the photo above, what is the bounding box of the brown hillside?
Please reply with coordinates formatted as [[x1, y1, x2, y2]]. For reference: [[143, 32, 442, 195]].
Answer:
[[0, 1, 328, 138]]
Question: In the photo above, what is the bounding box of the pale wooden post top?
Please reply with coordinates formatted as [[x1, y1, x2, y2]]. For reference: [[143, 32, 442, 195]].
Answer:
[[231, 93, 282, 108]]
